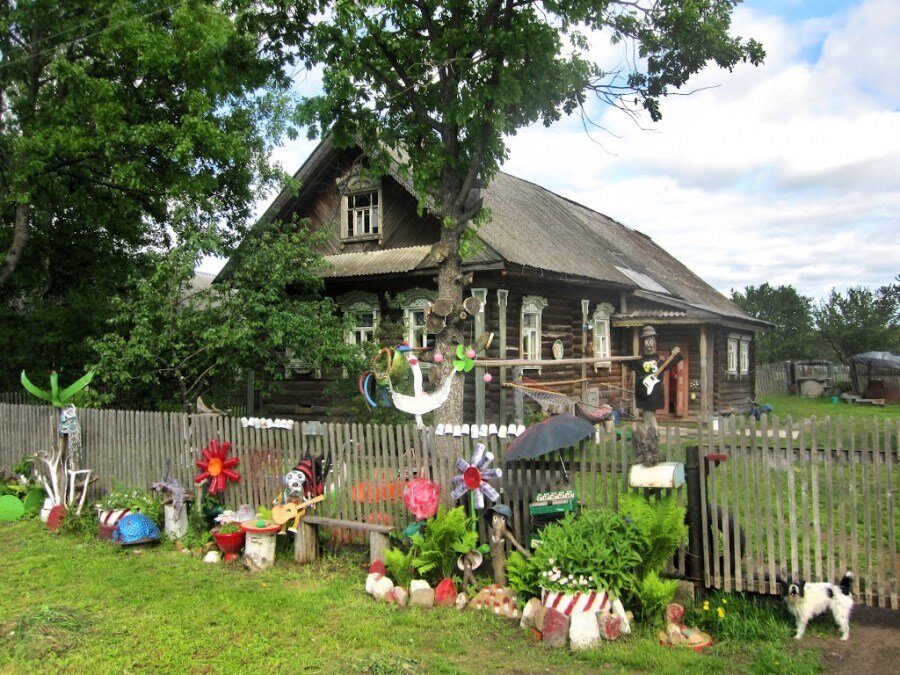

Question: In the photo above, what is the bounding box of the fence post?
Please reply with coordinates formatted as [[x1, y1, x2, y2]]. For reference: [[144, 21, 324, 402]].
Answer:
[[686, 445, 705, 587]]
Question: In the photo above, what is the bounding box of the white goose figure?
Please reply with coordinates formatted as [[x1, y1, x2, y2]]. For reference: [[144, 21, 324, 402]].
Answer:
[[388, 344, 455, 427]]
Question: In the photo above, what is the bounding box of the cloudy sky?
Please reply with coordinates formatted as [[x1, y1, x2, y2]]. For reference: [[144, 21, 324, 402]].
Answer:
[[202, 0, 899, 301]]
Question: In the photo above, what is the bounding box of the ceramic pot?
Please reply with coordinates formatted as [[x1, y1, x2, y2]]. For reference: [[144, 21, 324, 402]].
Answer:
[[212, 528, 245, 559]]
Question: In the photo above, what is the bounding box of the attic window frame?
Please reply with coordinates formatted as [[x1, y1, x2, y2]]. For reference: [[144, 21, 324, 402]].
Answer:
[[343, 188, 382, 241]]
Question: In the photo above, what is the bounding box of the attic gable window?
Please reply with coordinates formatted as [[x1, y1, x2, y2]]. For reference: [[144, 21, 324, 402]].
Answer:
[[337, 165, 382, 242], [520, 295, 547, 368], [346, 190, 380, 238]]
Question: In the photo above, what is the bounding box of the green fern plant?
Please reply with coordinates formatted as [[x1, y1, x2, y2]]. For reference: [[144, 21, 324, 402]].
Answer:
[[506, 551, 542, 601], [635, 570, 679, 622], [384, 541, 416, 588], [619, 492, 688, 578], [410, 506, 478, 584]]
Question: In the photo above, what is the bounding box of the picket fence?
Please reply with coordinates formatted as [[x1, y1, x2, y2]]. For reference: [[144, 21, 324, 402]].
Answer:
[[0, 403, 895, 608]]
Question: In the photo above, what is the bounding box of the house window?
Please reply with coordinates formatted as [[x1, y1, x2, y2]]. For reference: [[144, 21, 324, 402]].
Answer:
[[336, 165, 382, 241], [399, 288, 437, 351], [520, 295, 547, 366], [337, 292, 379, 346], [346, 190, 380, 238], [592, 302, 614, 369], [739, 338, 751, 375], [727, 336, 738, 375]]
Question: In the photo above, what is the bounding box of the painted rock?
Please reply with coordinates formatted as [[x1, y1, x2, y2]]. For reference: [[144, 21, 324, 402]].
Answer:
[[435, 578, 457, 606], [388, 586, 409, 607], [409, 579, 431, 593], [455, 592, 468, 610], [520, 598, 544, 630], [542, 607, 569, 649], [372, 575, 395, 601], [598, 612, 621, 640], [569, 611, 601, 650], [666, 603, 685, 624], [365, 572, 382, 596], [204, 550, 222, 564], [369, 560, 387, 576], [469, 585, 519, 618]]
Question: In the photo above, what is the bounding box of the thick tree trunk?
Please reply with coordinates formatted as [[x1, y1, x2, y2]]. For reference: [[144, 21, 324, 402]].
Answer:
[[0, 202, 30, 288], [433, 226, 465, 428]]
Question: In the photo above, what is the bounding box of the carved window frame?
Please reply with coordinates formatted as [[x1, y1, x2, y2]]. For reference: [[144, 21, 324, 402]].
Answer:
[[592, 302, 614, 370], [399, 288, 437, 351], [336, 166, 382, 243], [337, 291, 380, 346], [520, 295, 547, 369]]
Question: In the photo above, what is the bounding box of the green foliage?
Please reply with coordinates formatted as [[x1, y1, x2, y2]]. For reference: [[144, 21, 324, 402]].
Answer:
[[56, 508, 97, 538], [531, 509, 644, 600], [213, 523, 241, 535], [814, 280, 900, 363], [98, 486, 163, 526], [91, 221, 351, 410], [384, 542, 416, 588], [410, 506, 478, 584], [0, 0, 292, 391], [506, 551, 542, 602], [618, 493, 688, 579], [731, 284, 821, 362], [634, 570, 678, 624], [685, 591, 793, 642]]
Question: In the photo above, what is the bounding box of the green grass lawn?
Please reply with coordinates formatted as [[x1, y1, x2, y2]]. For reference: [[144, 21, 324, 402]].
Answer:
[[0, 519, 835, 674], [755, 395, 900, 424]]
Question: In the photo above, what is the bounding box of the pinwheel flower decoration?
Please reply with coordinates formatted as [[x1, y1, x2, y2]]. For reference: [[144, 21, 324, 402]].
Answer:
[[194, 439, 241, 495], [451, 443, 502, 509]]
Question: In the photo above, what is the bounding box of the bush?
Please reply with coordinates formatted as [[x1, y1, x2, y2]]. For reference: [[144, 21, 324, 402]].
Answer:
[[531, 509, 643, 600], [618, 492, 688, 578], [635, 570, 678, 622], [384, 541, 416, 588]]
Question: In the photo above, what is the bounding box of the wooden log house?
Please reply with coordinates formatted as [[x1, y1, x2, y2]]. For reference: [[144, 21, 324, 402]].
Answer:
[[217, 139, 768, 423]]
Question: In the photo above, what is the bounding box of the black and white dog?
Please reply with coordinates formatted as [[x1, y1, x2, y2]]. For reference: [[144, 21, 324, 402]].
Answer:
[[782, 572, 854, 641]]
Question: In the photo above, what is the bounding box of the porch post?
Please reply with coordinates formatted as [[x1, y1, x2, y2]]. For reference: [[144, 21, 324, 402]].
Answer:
[[472, 288, 488, 426], [699, 325, 712, 418], [497, 290, 508, 424], [581, 299, 590, 402]]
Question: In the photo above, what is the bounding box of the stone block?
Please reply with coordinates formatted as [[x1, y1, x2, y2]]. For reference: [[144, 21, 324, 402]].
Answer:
[[388, 586, 409, 607], [569, 611, 601, 650], [598, 612, 621, 640], [410, 587, 435, 609], [542, 607, 569, 649]]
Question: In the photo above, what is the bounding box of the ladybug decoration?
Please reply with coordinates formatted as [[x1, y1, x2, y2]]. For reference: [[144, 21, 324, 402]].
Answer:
[[194, 439, 241, 495]]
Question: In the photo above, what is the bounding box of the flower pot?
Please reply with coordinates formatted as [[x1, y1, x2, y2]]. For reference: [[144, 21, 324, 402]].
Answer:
[[212, 528, 245, 561], [164, 504, 188, 540]]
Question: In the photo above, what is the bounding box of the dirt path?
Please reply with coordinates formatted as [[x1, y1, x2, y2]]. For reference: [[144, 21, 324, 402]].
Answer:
[[801, 605, 900, 674]]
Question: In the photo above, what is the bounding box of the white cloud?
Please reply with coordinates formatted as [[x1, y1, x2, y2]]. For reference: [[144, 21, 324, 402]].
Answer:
[[501, 0, 900, 299]]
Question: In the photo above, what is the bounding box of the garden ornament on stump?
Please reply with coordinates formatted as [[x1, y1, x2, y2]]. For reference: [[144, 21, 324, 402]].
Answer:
[[626, 326, 682, 467], [388, 343, 455, 427], [484, 504, 530, 586]]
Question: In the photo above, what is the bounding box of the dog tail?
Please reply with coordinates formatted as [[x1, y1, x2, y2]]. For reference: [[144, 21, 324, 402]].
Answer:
[[839, 571, 853, 596]]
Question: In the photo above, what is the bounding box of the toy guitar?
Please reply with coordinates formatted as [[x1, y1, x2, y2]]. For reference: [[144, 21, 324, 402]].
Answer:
[[642, 346, 681, 395], [271, 494, 326, 528]]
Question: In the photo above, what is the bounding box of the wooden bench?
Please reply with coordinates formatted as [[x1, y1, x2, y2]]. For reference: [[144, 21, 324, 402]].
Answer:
[[294, 516, 395, 565]]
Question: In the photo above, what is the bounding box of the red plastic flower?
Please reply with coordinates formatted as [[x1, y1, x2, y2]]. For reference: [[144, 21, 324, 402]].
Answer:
[[195, 439, 240, 495], [403, 477, 441, 520]]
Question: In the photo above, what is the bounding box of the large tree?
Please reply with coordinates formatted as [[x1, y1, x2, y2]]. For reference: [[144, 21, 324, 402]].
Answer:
[[268, 0, 764, 423], [814, 279, 900, 364], [731, 283, 820, 363], [91, 223, 350, 411], [0, 0, 291, 387]]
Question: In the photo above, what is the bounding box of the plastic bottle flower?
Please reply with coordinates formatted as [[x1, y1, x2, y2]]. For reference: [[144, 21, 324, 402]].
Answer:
[[451, 443, 501, 509], [453, 344, 476, 373], [194, 439, 241, 495]]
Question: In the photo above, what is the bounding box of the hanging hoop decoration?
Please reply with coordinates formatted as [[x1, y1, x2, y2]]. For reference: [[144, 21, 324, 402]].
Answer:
[[371, 347, 394, 386], [194, 439, 241, 495], [451, 443, 502, 509]]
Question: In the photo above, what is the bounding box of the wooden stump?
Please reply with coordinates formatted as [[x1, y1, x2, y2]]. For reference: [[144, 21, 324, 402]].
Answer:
[[294, 521, 319, 564], [369, 530, 390, 565]]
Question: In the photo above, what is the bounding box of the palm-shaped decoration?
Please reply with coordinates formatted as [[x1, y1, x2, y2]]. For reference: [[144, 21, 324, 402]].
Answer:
[[21, 370, 94, 407], [451, 443, 502, 509]]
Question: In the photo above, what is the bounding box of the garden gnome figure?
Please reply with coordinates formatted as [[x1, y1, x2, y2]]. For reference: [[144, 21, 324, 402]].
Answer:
[[485, 504, 530, 586], [627, 326, 682, 466]]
